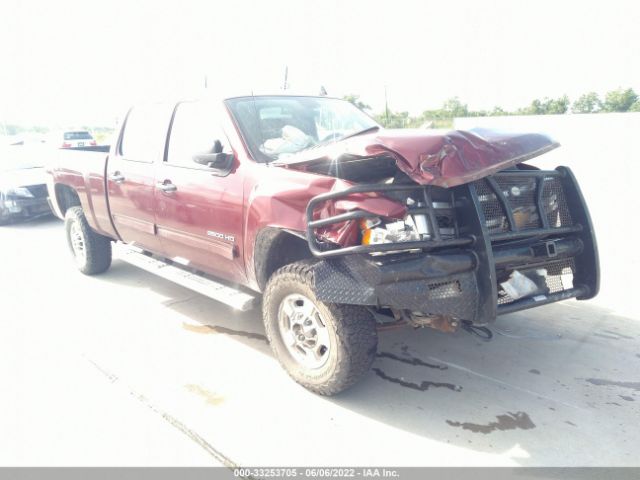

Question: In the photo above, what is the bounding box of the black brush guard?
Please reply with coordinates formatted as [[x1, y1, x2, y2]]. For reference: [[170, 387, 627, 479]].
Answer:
[[305, 166, 599, 324]]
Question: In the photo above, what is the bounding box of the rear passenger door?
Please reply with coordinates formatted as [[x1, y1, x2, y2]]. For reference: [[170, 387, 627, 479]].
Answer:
[[154, 101, 246, 284], [107, 104, 171, 254]]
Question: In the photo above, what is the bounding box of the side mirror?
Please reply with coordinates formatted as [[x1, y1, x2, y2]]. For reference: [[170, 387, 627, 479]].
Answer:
[[192, 152, 234, 170]]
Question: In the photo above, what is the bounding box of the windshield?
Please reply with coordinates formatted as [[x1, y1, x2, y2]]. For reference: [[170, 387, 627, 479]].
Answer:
[[225, 96, 379, 162]]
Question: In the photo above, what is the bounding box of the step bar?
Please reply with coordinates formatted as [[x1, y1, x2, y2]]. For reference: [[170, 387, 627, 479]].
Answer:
[[113, 243, 256, 312]]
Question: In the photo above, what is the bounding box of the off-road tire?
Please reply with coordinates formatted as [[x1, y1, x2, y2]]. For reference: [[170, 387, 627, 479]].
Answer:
[[263, 261, 378, 395], [64, 206, 112, 275]]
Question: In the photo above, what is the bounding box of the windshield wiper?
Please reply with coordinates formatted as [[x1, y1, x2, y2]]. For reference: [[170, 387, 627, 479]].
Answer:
[[340, 125, 380, 141], [304, 125, 381, 152], [280, 125, 382, 160]]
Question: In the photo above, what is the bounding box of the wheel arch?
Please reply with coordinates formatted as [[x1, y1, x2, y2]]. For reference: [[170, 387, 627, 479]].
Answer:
[[254, 227, 315, 291], [53, 183, 82, 217]]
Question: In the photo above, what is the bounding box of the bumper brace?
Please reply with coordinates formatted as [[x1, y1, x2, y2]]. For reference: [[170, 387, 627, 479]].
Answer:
[[306, 166, 599, 324]]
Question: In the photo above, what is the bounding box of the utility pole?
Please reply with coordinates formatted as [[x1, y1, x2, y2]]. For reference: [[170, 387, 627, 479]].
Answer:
[[282, 66, 289, 91], [384, 85, 389, 125], [204, 75, 208, 89]]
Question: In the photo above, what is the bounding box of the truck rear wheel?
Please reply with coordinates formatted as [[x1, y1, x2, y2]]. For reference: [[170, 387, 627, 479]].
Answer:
[[263, 261, 378, 395], [64, 206, 112, 275]]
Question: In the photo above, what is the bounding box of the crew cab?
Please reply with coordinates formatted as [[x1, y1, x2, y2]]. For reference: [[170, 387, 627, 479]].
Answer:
[[47, 95, 599, 395]]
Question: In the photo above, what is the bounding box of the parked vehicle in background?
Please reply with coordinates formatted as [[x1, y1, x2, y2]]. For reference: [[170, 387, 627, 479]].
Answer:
[[60, 130, 96, 148], [47, 95, 599, 395], [0, 146, 52, 225]]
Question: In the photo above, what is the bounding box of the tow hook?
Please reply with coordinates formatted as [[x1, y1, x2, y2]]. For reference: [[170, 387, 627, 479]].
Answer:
[[461, 320, 493, 341]]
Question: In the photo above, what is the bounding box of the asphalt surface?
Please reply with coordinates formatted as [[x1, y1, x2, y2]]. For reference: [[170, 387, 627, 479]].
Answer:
[[1, 216, 639, 466]]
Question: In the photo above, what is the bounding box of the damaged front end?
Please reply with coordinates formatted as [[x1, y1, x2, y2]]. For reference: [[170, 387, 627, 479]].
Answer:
[[285, 130, 599, 328]]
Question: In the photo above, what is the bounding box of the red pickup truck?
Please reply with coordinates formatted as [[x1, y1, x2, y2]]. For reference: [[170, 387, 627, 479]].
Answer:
[[48, 95, 599, 395]]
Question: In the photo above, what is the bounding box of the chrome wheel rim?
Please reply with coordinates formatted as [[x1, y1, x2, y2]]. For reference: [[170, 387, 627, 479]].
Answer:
[[277, 293, 331, 369], [70, 222, 86, 265]]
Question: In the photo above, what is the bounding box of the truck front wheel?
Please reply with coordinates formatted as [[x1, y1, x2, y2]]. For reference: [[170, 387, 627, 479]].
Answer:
[[64, 206, 112, 275], [263, 261, 378, 395]]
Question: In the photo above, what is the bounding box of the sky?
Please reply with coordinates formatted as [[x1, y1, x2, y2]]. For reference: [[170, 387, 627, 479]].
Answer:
[[1, 0, 639, 128]]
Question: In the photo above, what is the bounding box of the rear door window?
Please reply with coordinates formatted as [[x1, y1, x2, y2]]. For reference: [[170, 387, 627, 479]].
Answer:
[[119, 104, 171, 163]]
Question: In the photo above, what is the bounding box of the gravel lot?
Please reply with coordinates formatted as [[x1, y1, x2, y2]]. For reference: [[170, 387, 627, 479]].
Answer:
[[1, 215, 638, 466]]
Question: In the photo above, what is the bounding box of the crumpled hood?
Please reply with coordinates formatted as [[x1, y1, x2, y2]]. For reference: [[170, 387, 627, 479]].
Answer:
[[0, 167, 47, 190], [276, 127, 559, 188]]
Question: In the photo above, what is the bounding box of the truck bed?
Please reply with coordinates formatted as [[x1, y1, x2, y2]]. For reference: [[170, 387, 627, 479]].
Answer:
[[49, 145, 117, 238]]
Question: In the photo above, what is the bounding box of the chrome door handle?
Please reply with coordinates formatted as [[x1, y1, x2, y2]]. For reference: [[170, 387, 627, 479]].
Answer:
[[157, 182, 177, 193], [109, 172, 125, 183]]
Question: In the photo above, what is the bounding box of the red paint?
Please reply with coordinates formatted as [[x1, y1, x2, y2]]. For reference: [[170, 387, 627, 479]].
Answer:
[[106, 154, 164, 254], [154, 160, 247, 283]]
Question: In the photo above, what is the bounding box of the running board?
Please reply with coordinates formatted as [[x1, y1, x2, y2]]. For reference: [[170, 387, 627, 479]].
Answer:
[[113, 243, 256, 312]]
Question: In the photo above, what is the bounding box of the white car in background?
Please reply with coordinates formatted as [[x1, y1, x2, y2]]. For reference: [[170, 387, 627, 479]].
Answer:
[[60, 130, 96, 148]]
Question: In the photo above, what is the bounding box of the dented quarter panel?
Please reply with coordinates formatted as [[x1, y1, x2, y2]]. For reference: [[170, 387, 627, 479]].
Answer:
[[277, 127, 560, 188]]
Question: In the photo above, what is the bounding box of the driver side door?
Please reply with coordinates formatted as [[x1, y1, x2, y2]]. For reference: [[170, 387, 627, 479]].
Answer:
[[154, 101, 246, 284]]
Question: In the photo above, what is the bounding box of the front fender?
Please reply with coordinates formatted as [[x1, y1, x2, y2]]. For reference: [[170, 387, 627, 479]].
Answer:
[[243, 165, 405, 290]]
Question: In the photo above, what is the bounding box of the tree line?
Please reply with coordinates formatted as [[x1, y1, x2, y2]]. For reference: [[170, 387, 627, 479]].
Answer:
[[344, 87, 640, 129], [4, 87, 638, 136]]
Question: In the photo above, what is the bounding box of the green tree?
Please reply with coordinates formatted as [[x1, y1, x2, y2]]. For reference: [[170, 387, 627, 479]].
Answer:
[[441, 97, 469, 117], [517, 99, 545, 115], [342, 86, 639, 131], [571, 92, 602, 113], [602, 88, 638, 112], [342, 94, 371, 111], [545, 95, 570, 114], [518, 96, 569, 115], [489, 106, 508, 116], [374, 110, 412, 128]]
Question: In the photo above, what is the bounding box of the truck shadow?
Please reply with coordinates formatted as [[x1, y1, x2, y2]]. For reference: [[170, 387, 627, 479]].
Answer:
[[100, 259, 640, 466]]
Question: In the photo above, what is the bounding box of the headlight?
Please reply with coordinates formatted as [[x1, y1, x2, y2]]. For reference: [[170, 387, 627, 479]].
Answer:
[[6, 187, 34, 198], [361, 217, 420, 245], [359, 200, 457, 247]]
